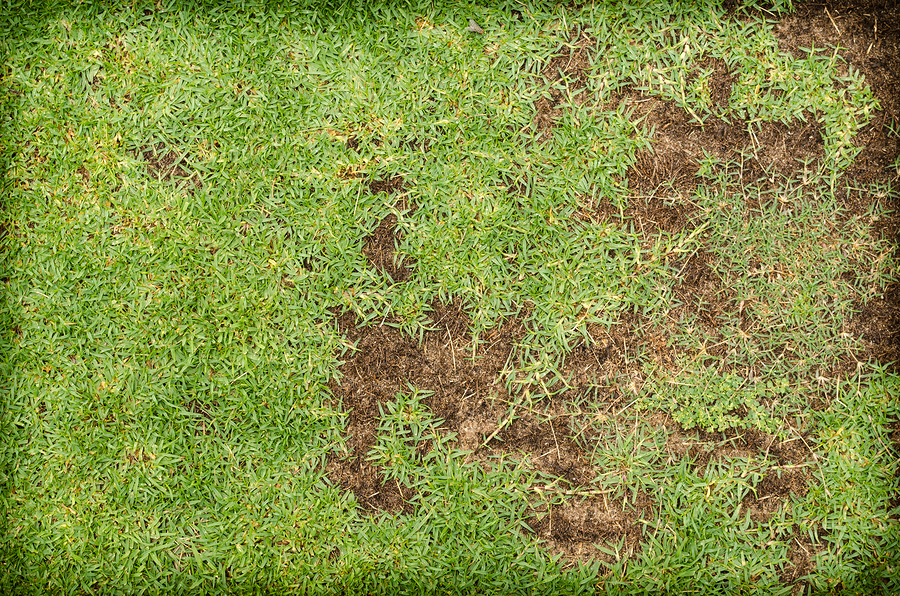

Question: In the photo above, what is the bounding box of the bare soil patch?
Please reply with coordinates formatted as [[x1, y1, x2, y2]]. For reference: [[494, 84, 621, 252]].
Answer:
[[533, 27, 596, 143], [362, 212, 413, 283], [362, 177, 416, 282], [850, 280, 900, 365], [781, 525, 818, 595], [136, 142, 201, 189], [525, 491, 651, 567], [326, 301, 522, 514]]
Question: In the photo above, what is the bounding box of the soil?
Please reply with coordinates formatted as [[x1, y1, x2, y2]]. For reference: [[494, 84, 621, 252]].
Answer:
[[136, 142, 201, 191], [324, 0, 899, 588]]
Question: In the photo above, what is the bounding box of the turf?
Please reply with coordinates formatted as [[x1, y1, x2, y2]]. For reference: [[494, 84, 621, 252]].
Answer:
[[1, 0, 898, 594]]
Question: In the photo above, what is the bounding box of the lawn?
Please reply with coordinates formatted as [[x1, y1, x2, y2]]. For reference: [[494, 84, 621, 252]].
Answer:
[[1, 0, 898, 594]]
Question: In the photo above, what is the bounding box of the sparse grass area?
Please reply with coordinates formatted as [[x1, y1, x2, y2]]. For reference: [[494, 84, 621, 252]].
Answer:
[[1, 0, 898, 594]]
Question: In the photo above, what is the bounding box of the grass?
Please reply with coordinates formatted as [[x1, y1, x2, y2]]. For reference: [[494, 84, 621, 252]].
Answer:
[[1, 0, 898, 594]]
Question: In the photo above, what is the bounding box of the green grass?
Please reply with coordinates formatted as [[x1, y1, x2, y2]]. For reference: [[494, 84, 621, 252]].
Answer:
[[1, 0, 898, 594]]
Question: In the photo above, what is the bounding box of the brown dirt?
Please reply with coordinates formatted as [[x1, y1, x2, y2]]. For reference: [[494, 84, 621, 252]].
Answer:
[[560, 310, 670, 402], [362, 212, 414, 283], [525, 491, 652, 567], [136, 142, 201, 189], [849, 281, 900, 365], [368, 174, 407, 195], [533, 27, 596, 143], [324, 0, 899, 573], [325, 301, 523, 514], [781, 525, 818, 595], [185, 398, 217, 437], [361, 177, 416, 282], [673, 248, 734, 337], [665, 424, 814, 471]]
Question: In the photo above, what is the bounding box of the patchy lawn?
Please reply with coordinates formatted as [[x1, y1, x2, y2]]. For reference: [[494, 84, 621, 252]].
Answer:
[[1, 0, 898, 594]]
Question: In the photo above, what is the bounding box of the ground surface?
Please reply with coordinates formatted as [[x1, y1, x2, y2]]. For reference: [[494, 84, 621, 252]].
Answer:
[[1, 0, 898, 594], [327, 0, 900, 586]]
